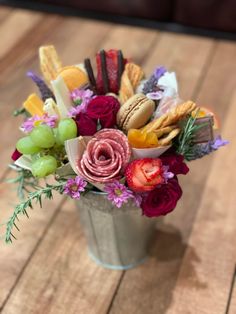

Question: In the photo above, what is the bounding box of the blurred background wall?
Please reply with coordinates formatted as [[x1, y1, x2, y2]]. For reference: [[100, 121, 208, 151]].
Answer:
[[2, 0, 236, 33]]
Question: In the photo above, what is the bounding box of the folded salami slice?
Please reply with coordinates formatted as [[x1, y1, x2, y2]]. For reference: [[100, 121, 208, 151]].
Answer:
[[77, 129, 131, 183]]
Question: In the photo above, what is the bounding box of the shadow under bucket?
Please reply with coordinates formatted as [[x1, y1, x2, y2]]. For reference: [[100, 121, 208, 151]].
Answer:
[[76, 191, 157, 270]]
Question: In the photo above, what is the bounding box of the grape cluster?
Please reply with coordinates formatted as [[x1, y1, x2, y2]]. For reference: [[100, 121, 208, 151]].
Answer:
[[16, 118, 77, 178]]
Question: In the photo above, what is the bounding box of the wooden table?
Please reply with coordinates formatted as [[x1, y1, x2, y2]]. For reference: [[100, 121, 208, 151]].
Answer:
[[0, 6, 236, 314]]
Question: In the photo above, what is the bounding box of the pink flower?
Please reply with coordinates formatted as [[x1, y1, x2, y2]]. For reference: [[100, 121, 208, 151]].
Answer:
[[104, 181, 134, 208], [21, 114, 58, 133], [69, 88, 94, 117], [63, 176, 87, 199], [132, 193, 143, 207], [146, 91, 163, 100]]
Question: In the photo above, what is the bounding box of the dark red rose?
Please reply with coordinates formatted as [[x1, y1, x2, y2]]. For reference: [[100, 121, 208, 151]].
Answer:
[[160, 153, 189, 175], [74, 113, 97, 136], [11, 148, 22, 161], [141, 177, 182, 217], [86, 95, 120, 128]]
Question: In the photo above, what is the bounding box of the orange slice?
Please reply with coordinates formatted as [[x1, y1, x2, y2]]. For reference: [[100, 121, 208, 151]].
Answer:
[[128, 129, 158, 148], [58, 66, 88, 92]]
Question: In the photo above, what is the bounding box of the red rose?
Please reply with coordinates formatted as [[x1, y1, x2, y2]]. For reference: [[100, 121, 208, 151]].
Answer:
[[141, 177, 182, 217], [160, 153, 189, 175], [75, 113, 97, 136], [11, 148, 22, 161], [86, 95, 120, 128], [125, 158, 164, 192]]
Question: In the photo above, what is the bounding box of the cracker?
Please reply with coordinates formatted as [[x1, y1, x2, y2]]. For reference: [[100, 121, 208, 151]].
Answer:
[[158, 128, 180, 146], [153, 125, 177, 138]]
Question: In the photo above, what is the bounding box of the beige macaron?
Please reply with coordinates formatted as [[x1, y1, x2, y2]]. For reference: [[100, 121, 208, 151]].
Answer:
[[117, 93, 155, 132]]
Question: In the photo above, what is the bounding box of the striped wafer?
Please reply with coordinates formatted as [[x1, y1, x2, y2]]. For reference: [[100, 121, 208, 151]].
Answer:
[[39, 45, 62, 83], [119, 62, 144, 104]]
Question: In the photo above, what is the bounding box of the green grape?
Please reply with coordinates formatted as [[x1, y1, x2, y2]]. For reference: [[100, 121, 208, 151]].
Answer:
[[53, 128, 63, 147], [16, 136, 41, 155], [30, 125, 55, 148], [31, 155, 57, 178], [58, 118, 77, 143]]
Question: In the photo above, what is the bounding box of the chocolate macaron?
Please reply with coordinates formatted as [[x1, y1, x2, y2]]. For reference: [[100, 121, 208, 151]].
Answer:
[[117, 93, 155, 132]]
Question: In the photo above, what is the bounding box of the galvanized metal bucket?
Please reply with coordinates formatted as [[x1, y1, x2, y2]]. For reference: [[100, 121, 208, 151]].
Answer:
[[76, 191, 157, 270]]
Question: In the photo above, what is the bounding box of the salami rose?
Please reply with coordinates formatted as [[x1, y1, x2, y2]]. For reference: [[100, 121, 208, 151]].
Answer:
[[77, 129, 131, 183]]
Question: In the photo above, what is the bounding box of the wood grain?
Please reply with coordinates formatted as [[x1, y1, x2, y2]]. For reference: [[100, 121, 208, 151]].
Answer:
[[143, 32, 215, 100], [109, 37, 236, 314], [165, 90, 236, 314], [0, 6, 12, 21], [0, 9, 110, 309], [0, 9, 43, 60], [0, 171, 65, 308], [0, 6, 235, 314], [1, 199, 123, 314], [102, 24, 157, 64], [229, 273, 236, 314], [0, 17, 110, 176], [0, 10, 160, 313]]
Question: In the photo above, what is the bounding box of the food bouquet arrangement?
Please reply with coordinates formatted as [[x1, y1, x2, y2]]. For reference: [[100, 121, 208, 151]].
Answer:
[[5, 46, 228, 247]]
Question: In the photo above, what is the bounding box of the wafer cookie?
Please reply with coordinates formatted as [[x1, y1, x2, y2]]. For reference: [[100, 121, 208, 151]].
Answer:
[[39, 45, 62, 83]]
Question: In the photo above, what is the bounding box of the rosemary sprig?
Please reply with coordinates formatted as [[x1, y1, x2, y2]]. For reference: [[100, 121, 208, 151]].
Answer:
[[7, 165, 39, 200], [175, 110, 205, 157], [5, 181, 66, 244]]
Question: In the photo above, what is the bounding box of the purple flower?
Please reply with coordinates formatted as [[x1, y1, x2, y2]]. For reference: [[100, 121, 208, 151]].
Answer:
[[21, 114, 58, 133], [27, 71, 55, 101], [211, 135, 229, 149], [68, 106, 86, 117], [63, 176, 87, 199], [104, 181, 134, 208], [69, 88, 94, 117], [146, 91, 163, 100], [162, 165, 174, 183], [153, 66, 167, 80], [132, 193, 143, 207]]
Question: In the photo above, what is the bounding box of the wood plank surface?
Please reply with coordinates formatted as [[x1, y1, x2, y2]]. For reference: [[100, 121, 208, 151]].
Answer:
[[0, 6, 12, 21], [0, 10, 111, 309], [0, 9, 43, 60], [0, 6, 235, 314], [1, 200, 122, 314], [229, 272, 236, 314], [0, 9, 159, 313], [0, 173, 65, 308], [166, 90, 236, 314], [109, 34, 218, 314]]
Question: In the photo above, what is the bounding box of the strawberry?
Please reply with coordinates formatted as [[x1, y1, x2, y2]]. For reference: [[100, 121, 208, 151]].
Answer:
[[95, 52, 104, 94], [125, 158, 164, 192], [105, 49, 119, 93]]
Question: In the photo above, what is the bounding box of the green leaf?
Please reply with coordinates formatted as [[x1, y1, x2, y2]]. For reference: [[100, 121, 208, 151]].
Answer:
[[4, 181, 66, 244]]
